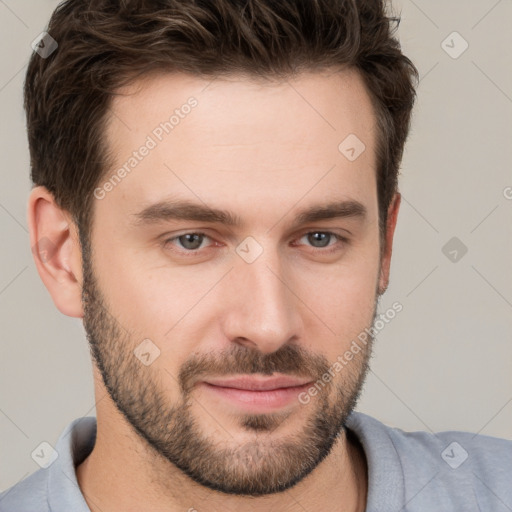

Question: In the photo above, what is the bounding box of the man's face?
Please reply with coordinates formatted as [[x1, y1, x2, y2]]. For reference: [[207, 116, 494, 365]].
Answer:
[[82, 69, 383, 495]]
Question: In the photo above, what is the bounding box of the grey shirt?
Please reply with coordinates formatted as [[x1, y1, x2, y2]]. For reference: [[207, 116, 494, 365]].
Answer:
[[1, 411, 511, 511]]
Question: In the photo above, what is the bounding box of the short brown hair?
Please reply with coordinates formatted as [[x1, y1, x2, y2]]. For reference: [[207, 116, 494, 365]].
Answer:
[[24, 0, 418, 249]]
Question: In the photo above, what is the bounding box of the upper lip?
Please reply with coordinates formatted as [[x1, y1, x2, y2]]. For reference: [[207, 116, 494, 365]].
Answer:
[[202, 375, 313, 391]]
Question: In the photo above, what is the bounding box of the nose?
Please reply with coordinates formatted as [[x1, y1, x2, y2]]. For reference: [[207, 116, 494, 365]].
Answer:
[[220, 249, 303, 355]]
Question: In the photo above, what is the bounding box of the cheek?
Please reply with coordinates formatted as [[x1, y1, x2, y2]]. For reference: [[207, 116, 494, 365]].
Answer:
[[296, 253, 379, 353], [90, 236, 221, 368], [87, 229, 170, 337]]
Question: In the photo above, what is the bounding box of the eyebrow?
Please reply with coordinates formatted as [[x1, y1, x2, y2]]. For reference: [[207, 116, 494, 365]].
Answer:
[[131, 198, 367, 230]]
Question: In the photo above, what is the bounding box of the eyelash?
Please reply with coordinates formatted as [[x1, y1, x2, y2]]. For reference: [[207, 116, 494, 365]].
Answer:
[[162, 231, 348, 257]]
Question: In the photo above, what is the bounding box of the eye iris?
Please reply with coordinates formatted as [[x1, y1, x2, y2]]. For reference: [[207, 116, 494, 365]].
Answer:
[[308, 232, 331, 248], [179, 233, 203, 250]]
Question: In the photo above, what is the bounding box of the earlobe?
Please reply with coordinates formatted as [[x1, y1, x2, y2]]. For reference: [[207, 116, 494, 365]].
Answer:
[[377, 192, 401, 296], [27, 186, 84, 318]]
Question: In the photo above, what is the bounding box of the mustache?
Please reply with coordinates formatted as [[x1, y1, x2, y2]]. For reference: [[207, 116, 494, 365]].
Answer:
[[178, 343, 331, 395]]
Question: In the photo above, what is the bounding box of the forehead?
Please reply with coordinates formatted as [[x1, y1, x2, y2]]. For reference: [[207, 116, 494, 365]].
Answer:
[[96, 69, 378, 228]]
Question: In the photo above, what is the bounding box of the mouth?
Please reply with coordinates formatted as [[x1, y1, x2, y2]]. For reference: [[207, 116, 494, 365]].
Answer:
[[203, 374, 312, 390], [197, 375, 313, 412]]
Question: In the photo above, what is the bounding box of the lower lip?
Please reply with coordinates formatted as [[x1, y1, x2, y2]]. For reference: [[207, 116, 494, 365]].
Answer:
[[199, 382, 312, 412]]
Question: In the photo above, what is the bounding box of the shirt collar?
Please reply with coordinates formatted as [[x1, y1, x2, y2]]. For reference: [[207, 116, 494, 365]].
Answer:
[[346, 411, 405, 511]]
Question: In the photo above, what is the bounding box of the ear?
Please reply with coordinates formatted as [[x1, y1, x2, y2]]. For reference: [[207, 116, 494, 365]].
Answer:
[[377, 192, 401, 296], [27, 186, 84, 318]]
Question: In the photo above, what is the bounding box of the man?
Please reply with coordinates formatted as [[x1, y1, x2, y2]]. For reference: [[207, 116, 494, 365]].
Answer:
[[1, 0, 511, 511]]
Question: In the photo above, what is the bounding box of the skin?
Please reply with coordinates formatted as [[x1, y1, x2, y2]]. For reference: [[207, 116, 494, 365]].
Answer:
[[28, 68, 401, 512]]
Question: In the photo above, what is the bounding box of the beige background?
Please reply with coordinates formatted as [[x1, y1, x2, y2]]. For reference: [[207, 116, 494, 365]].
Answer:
[[1, 0, 511, 491]]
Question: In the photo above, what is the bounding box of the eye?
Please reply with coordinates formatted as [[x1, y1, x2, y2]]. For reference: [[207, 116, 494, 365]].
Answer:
[[164, 232, 213, 253], [295, 231, 347, 253]]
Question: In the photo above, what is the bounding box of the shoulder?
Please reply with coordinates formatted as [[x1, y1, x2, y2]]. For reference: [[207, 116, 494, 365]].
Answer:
[[394, 422, 512, 510], [347, 411, 512, 511], [0, 468, 50, 512], [0, 416, 96, 512], [385, 416, 512, 475], [348, 410, 512, 464]]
